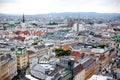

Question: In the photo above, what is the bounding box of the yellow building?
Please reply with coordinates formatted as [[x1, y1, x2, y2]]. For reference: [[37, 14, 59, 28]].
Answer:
[[80, 57, 95, 80], [16, 47, 28, 69], [73, 57, 95, 80], [0, 60, 9, 80], [110, 41, 120, 52], [8, 58, 17, 79], [0, 53, 17, 80]]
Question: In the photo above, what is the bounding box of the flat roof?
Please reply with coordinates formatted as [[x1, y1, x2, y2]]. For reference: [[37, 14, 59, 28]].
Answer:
[[88, 75, 113, 80], [25, 75, 38, 80], [91, 48, 105, 54], [33, 64, 53, 72]]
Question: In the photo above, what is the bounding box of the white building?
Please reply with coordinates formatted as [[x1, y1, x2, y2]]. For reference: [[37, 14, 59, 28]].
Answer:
[[72, 23, 86, 32], [88, 75, 113, 80]]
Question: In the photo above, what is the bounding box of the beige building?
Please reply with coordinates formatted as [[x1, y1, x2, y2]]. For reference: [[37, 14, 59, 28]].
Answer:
[[0, 53, 17, 80], [88, 75, 113, 80], [74, 63, 85, 80], [0, 60, 9, 80], [16, 47, 29, 69], [110, 41, 120, 52], [81, 57, 95, 80], [8, 58, 17, 79], [80, 47, 116, 74], [28, 46, 48, 61]]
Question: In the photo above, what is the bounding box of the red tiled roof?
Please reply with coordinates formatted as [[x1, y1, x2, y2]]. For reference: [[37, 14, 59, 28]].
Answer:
[[47, 27, 55, 29], [89, 53, 95, 56], [71, 52, 81, 57], [63, 45, 71, 51], [20, 31, 30, 35], [14, 36, 25, 42], [99, 55, 105, 60], [32, 30, 44, 35]]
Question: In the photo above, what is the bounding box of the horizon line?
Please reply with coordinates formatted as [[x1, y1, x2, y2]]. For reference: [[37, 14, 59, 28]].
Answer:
[[0, 11, 120, 15]]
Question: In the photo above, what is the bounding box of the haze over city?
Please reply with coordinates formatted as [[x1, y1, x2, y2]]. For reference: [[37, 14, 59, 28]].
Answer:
[[0, 0, 120, 14]]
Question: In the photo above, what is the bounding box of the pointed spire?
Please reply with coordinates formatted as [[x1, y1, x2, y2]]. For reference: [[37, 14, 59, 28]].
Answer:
[[22, 13, 25, 23], [78, 15, 80, 23]]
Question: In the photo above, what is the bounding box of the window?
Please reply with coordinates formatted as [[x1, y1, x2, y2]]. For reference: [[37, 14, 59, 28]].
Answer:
[[17, 63, 20, 65]]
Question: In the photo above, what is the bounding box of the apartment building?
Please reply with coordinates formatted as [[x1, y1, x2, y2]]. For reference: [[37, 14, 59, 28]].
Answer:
[[0, 53, 17, 80], [16, 47, 29, 69], [81, 57, 96, 80]]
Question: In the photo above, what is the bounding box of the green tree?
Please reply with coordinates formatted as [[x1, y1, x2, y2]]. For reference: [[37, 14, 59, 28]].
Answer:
[[55, 48, 71, 57], [92, 44, 106, 48]]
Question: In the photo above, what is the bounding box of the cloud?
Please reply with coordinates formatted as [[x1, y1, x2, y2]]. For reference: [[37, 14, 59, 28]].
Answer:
[[0, 0, 18, 3], [0, 0, 120, 14], [97, 0, 120, 6]]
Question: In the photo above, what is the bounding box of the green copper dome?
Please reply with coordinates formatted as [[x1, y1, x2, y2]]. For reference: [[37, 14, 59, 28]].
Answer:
[[16, 47, 27, 55], [9, 21, 15, 28], [9, 21, 15, 25]]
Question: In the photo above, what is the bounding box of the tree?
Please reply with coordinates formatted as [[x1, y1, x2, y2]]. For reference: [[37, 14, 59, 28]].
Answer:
[[92, 44, 106, 48], [32, 23, 37, 26], [48, 22, 58, 25], [88, 21, 94, 25], [90, 31, 95, 35], [55, 48, 71, 57]]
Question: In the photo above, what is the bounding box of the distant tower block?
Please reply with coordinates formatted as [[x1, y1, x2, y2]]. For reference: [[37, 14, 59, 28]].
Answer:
[[77, 15, 80, 33]]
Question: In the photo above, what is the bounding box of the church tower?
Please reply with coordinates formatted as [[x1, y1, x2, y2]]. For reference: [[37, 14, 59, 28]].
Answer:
[[22, 14, 25, 23], [21, 13, 27, 30]]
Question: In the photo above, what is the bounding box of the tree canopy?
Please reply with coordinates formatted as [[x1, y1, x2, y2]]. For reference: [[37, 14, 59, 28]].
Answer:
[[55, 48, 71, 57], [92, 44, 108, 48]]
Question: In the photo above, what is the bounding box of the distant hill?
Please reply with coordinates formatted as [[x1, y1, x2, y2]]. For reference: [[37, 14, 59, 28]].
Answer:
[[0, 12, 120, 19], [40, 12, 120, 19]]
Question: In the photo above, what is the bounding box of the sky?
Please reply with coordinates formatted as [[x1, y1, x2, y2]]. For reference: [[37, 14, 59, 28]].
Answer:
[[0, 0, 120, 14]]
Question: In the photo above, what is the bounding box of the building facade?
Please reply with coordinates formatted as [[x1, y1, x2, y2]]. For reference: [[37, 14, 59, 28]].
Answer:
[[74, 64, 85, 80], [0, 53, 17, 80], [81, 57, 96, 80], [16, 47, 29, 69]]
